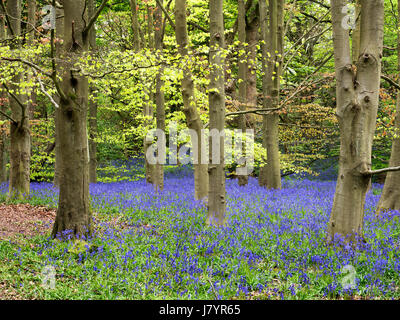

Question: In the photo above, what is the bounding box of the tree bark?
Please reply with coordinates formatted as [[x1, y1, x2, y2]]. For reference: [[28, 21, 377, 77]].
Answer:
[[52, 0, 95, 238], [129, 0, 142, 51], [53, 6, 64, 186], [328, 0, 384, 240], [376, 1, 400, 213], [174, 0, 209, 201], [88, 0, 98, 183], [352, 0, 361, 65], [154, 0, 165, 192], [142, 5, 156, 185], [207, 0, 226, 225], [27, 0, 36, 44], [0, 4, 7, 182], [259, 0, 283, 190], [7, 0, 31, 200], [237, 0, 248, 186]]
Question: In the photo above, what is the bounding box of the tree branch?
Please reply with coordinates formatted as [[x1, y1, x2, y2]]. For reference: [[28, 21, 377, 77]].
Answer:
[[83, 0, 109, 37], [188, 21, 207, 33], [0, 0, 14, 37], [1, 83, 25, 127], [33, 69, 59, 109], [0, 109, 18, 125], [381, 74, 400, 91], [155, 0, 175, 29], [1, 57, 52, 78], [363, 166, 400, 176]]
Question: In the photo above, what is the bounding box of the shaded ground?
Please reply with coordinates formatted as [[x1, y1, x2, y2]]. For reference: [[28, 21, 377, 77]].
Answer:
[[0, 204, 56, 241]]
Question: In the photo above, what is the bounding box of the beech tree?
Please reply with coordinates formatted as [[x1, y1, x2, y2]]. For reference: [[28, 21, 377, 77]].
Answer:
[[237, 0, 248, 186], [154, 0, 165, 192], [174, 0, 208, 200], [259, 0, 284, 190], [376, 1, 400, 213], [0, 2, 7, 182], [88, 0, 98, 183], [52, 0, 108, 238], [207, 0, 226, 225], [4, 0, 31, 200], [328, 0, 384, 240]]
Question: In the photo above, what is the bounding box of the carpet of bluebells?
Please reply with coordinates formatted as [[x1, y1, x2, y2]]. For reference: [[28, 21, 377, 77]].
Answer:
[[1, 167, 400, 300]]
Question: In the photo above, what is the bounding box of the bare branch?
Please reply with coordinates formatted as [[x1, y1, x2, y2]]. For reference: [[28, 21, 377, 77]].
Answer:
[[1, 82, 25, 126], [155, 0, 175, 29], [363, 166, 400, 176], [381, 74, 400, 91], [33, 69, 59, 108], [0, 0, 14, 36], [83, 0, 109, 37], [0, 109, 18, 125]]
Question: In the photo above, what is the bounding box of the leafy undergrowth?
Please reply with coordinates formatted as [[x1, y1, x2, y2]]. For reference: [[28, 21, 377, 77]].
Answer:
[[0, 178, 400, 300]]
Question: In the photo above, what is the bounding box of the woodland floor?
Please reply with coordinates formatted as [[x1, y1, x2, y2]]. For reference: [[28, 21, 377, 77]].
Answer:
[[0, 204, 55, 241], [0, 204, 55, 300]]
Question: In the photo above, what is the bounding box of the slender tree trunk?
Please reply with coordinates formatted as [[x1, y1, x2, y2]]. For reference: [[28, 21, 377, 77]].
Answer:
[[7, 0, 31, 200], [143, 5, 156, 185], [147, 5, 154, 50], [154, 1, 165, 192], [245, 9, 259, 112], [54, 6, 64, 186], [328, 0, 384, 240], [131, 1, 156, 185], [174, 0, 209, 200], [0, 4, 8, 182], [26, 0, 36, 119], [259, 0, 283, 190], [130, 0, 142, 51], [52, 0, 93, 238], [88, 0, 97, 183], [237, 0, 248, 186], [207, 0, 226, 225], [376, 2, 400, 213]]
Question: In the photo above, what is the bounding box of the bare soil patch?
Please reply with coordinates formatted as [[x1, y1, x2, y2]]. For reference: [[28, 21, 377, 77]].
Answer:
[[0, 204, 56, 240]]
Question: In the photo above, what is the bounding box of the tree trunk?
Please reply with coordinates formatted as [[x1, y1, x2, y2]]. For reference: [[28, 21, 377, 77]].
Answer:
[[88, 0, 97, 183], [175, 0, 209, 201], [352, 0, 361, 65], [0, 4, 8, 182], [143, 5, 156, 185], [53, 6, 64, 186], [130, 0, 142, 51], [328, 0, 384, 240], [207, 0, 226, 225], [259, 0, 283, 190], [52, 0, 93, 238], [237, 0, 248, 186], [154, 1, 165, 192], [245, 7, 259, 113], [376, 1, 400, 213], [7, 0, 31, 200]]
